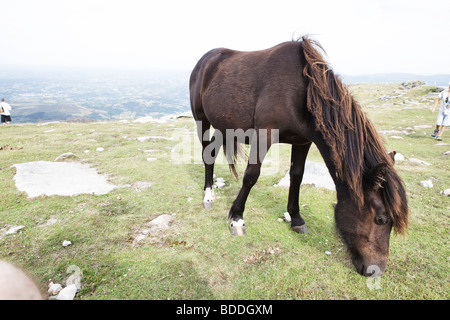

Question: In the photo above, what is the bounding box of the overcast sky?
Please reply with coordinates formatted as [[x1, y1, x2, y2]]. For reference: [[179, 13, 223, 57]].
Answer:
[[1, 0, 449, 75]]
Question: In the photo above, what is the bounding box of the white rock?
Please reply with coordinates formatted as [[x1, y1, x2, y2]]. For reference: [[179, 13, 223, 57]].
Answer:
[[440, 189, 450, 196], [56, 284, 77, 300], [275, 161, 335, 190], [133, 234, 147, 243], [413, 124, 432, 129], [12, 161, 116, 197], [419, 180, 433, 188], [62, 240, 72, 247], [96, 147, 104, 152], [146, 157, 157, 162], [394, 152, 405, 161], [214, 178, 226, 188], [5, 225, 25, 235], [55, 152, 77, 161], [409, 158, 432, 166], [146, 214, 174, 232], [325, 251, 332, 255], [48, 282, 63, 295], [137, 136, 172, 142]]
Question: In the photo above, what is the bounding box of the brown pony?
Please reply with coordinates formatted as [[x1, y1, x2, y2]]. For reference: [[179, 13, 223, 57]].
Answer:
[[189, 36, 408, 276]]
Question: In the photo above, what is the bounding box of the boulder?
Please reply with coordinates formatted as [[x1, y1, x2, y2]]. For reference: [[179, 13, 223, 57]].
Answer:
[[419, 180, 433, 188], [401, 80, 425, 89], [55, 152, 77, 162]]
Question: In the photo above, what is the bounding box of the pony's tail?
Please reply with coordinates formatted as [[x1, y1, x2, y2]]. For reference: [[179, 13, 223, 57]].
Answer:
[[223, 139, 244, 180]]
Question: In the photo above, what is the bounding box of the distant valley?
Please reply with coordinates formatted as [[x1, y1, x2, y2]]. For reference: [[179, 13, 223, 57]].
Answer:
[[1, 67, 448, 124], [0, 68, 191, 123]]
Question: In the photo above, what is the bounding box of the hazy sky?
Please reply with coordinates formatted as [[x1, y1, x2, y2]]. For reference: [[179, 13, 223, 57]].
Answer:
[[1, 0, 449, 75]]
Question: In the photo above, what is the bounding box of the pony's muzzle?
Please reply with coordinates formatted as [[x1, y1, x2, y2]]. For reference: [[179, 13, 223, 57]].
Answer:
[[353, 258, 386, 277]]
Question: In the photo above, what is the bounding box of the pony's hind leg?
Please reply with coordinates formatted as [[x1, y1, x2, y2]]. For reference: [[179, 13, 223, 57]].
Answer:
[[288, 143, 312, 234], [198, 120, 221, 208]]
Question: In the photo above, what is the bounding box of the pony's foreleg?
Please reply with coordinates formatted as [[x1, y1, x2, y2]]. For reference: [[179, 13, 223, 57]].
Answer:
[[287, 143, 312, 234], [228, 130, 270, 236]]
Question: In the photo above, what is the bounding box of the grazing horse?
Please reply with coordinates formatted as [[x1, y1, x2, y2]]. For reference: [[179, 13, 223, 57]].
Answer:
[[189, 37, 408, 276]]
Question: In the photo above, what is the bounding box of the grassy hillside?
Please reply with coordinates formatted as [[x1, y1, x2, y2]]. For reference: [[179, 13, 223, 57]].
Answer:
[[0, 83, 448, 300]]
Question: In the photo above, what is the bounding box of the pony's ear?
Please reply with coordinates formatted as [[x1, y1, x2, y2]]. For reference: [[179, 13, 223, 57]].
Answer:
[[388, 151, 397, 164], [370, 163, 388, 191]]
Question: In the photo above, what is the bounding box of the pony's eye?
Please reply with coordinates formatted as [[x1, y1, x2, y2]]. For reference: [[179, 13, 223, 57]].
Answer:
[[375, 215, 389, 225]]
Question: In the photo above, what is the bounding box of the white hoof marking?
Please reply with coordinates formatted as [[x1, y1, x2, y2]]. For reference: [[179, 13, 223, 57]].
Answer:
[[230, 219, 246, 236], [203, 187, 216, 207]]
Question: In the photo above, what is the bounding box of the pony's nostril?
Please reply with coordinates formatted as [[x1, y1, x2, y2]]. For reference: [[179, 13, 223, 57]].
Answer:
[[360, 264, 365, 275]]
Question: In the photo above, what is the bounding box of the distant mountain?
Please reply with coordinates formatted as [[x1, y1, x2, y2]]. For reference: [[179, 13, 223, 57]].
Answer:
[[341, 73, 450, 86]]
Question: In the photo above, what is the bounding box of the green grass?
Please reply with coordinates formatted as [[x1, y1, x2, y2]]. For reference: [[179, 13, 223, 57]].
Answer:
[[0, 83, 448, 300]]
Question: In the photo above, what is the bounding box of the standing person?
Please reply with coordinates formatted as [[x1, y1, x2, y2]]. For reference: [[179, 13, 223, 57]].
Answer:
[[431, 84, 450, 141], [0, 99, 12, 125]]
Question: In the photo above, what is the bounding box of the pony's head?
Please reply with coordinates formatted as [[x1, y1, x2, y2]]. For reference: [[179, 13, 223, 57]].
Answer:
[[334, 157, 408, 276]]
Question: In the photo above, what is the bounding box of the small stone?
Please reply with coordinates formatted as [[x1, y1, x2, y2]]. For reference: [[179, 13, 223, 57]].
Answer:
[[55, 152, 77, 162], [419, 180, 433, 188], [409, 158, 432, 166], [56, 284, 77, 300], [325, 251, 331, 255], [48, 282, 63, 296], [214, 178, 225, 188], [96, 147, 104, 152], [440, 189, 450, 196], [62, 240, 72, 247], [5, 225, 25, 235], [146, 214, 174, 232], [394, 152, 405, 161]]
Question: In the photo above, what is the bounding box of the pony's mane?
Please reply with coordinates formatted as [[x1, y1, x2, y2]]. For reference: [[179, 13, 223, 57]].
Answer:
[[301, 36, 408, 234]]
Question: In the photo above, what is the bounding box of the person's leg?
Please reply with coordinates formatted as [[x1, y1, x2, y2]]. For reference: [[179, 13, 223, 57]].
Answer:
[[437, 126, 446, 140], [437, 114, 449, 140]]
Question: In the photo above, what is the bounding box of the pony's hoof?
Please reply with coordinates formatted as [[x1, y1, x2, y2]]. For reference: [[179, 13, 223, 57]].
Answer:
[[229, 219, 246, 236], [203, 187, 215, 209], [203, 201, 214, 209], [292, 225, 309, 234]]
